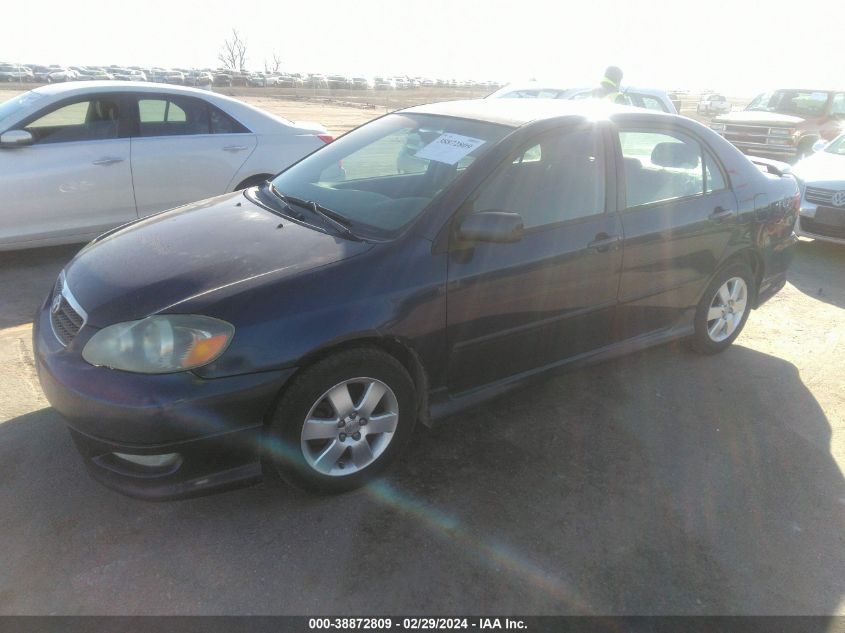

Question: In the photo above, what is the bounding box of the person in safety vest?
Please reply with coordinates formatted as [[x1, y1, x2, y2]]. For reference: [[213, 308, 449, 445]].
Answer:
[[592, 66, 628, 104]]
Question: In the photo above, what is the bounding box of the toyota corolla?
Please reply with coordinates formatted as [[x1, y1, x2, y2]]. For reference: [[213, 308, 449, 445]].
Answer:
[[34, 100, 799, 498]]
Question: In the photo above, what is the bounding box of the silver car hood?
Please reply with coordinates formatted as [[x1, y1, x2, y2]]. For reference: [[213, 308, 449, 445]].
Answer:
[[792, 151, 845, 188]]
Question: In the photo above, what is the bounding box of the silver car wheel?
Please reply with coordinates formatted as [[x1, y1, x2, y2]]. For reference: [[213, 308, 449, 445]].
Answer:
[[706, 276, 748, 343], [300, 377, 399, 477]]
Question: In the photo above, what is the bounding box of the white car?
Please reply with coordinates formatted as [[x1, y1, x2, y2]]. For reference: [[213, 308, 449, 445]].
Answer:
[[697, 93, 731, 116], [485, 82, 579, 100], [486, 82, 678, 114], [792, 134, 845, 245], [47, 68, 79, 83], [0, 81, 332, 250]]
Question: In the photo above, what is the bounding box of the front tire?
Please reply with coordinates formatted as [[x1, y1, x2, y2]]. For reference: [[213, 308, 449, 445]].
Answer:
[[266, 347, 417, 493], [690, 262, 755, 354]]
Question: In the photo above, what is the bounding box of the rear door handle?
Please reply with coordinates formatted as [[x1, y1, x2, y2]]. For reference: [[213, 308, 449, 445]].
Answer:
[[92, 157, 124, 166], [223, 145, 248, 152], [709, 206, 734, 221], [587, 235, 621, 252]]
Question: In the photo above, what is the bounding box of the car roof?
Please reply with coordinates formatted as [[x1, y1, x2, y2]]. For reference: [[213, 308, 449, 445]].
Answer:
[[31, 80, 220, 99], [487, 83, 580, 96], [13, 80, 324, 134], [400, 98, 649, 127]]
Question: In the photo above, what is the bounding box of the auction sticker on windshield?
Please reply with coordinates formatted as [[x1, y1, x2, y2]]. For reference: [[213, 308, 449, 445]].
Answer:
[[414, 133, 486, 165]]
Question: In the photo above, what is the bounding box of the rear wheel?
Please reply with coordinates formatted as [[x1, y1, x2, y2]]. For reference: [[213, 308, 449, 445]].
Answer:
[[690, 262, 755, 354], [265, 348, 417, 493]]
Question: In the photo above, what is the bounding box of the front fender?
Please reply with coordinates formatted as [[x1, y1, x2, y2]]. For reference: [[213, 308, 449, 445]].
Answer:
[[190, 237, 449, 382]]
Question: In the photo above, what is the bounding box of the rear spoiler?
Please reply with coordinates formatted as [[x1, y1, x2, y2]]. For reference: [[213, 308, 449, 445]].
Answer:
[[747, 156, 792, 177]]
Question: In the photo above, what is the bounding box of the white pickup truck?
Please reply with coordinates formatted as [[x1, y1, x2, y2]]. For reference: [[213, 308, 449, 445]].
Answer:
[[697, 93, 731, 115]]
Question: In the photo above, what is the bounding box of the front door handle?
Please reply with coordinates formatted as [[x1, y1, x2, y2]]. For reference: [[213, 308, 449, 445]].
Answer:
[[709, 206, 734, 221], [223, 145, 248, 152], [92, 157, 124, 166], [587, 234, 621, 252]]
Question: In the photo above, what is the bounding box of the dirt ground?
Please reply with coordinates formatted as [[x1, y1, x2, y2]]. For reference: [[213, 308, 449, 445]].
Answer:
[[0, 89, 843, 615]]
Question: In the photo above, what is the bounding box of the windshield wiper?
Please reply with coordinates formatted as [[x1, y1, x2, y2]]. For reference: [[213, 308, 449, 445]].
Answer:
[[270, 186, 361, 241], [265, 183, 307, 221]]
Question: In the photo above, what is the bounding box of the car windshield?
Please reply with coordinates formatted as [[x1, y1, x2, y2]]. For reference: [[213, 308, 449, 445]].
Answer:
[[824, 135, 845, 156], [746, 90, 830, 117], [269, 113, 511, 239], [0, 91, 44, 125]]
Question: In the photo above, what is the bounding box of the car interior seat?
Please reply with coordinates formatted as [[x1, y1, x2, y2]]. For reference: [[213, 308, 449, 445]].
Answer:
[[625, 142, 702, 207], [86, 99, 119, 139]]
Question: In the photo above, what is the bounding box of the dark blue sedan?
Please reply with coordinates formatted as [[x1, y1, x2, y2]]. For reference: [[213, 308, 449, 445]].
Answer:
[[34, 99, 799, 498]]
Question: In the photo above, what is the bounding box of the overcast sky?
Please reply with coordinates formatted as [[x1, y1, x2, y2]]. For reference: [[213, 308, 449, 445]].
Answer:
[[3, 0, 842, 95]]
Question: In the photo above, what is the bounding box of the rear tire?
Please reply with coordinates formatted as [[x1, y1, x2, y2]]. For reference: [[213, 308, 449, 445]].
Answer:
[[265, 347, 417, 494], [690, 262, 755, 355]]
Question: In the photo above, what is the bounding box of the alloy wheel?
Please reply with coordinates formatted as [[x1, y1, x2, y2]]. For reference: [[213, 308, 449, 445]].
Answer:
[[706, 276, 748, 342], [300, 377, 399, 476]]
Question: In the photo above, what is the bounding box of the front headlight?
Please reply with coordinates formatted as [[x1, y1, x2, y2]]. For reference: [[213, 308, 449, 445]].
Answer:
[[82, 315, 234, 374], [710, 123, 726, 132], [769, 127, 795, 137]]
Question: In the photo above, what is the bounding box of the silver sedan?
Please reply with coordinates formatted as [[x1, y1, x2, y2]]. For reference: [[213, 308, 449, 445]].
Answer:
[[793, 134, 845, 245]]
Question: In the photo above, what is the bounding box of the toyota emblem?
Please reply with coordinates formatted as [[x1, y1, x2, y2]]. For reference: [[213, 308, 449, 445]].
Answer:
[[832, 190, 845, 208], [51, 293, 63, 314]]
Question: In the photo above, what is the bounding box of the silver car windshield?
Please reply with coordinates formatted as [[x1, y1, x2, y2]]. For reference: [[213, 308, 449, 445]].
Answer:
[[270, 113, 511, 238], [824, 135, 845, 156]]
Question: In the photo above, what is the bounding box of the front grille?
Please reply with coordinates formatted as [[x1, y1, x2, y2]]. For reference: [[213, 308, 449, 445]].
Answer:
[[723, 124, 794, 147], [725, 124, 769, 135], [801, 217, 845, 240], [51, 298, 84, 345], [805, 186, 837, 206], [49, 275, 87, 346]]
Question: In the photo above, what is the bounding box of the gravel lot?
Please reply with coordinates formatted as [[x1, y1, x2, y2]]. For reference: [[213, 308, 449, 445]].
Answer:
[[0, 91, 843, 615]]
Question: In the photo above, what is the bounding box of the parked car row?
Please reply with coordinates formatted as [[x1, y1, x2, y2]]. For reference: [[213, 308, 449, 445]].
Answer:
[[0, 62, 503, 91]]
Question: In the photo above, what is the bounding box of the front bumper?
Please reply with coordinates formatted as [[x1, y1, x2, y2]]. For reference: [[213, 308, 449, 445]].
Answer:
[[34, 302, 295, 500], [796, 208, 845, 245]]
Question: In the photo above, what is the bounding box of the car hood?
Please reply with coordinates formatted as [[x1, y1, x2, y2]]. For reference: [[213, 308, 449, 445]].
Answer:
[[64, 191, 372, 327], [715, 110, 806, 125], [792, 151, 845, 187]]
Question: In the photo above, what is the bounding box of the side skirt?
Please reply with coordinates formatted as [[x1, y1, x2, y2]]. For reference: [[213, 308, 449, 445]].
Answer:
[[427, 323, 694, 425]]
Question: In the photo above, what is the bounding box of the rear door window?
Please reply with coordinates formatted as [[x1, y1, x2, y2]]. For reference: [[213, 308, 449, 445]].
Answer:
[[618, 130, 706, 207], [137, 96, 209, 136], [641, 96, 668, 112], [210, 108, 249, 134]]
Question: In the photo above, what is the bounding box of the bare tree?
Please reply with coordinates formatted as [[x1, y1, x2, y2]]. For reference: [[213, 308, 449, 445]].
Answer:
[[263, 51, 282, 74], [270, 50, 282, 74], [218, 29, 248, 71]]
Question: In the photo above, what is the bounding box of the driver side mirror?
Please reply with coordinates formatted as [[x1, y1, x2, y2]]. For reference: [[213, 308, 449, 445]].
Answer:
[[457, 211, 524, 243], [0, 130, 33, 148]]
